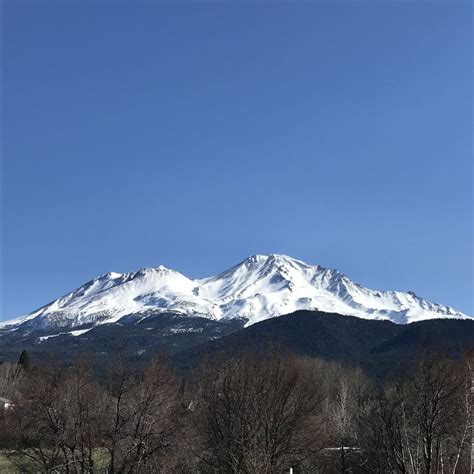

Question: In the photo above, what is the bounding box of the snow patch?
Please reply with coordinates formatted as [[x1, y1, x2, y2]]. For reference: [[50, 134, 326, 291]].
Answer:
[[37, 328, 91, 342]]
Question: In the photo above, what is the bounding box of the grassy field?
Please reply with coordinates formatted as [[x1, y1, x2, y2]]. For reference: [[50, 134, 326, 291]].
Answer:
[[0, 450, 109, 473], [0, 452, 19, 473]]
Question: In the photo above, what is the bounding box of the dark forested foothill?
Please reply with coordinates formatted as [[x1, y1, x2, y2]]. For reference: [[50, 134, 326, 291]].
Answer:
[[0, 346, 472, 473], [2, 311, 473, 385]]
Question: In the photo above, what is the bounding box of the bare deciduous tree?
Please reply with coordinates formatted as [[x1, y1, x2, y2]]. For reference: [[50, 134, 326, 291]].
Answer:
[[358, 354, 472, 474], [5, 360, 108, 473], [0, 361, 24, 399], [196, 349, 326, 473], [1, 348, 472, 473], [103, 354, 188, 473]]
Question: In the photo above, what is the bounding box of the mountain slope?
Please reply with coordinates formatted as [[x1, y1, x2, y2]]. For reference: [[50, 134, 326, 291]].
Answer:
[[0, 312, 245, 364], [2, 311, 472, 382], [172, 310, 474, 379], [1, 254, 469, 333]]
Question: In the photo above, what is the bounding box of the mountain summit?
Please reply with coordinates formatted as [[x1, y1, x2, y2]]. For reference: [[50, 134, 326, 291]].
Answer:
[[1, 254, 469, 331]]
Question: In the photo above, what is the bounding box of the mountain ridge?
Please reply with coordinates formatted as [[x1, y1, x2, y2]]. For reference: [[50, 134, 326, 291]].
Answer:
[[1, 254, 469, 333], [171, 310, 474, 380]]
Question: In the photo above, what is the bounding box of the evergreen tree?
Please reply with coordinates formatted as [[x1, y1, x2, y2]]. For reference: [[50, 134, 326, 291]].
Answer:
[[18, 350, 30, 370]]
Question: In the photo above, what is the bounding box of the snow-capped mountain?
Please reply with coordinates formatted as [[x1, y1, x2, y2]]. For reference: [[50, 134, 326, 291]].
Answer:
[[1, 254, 469, 332]]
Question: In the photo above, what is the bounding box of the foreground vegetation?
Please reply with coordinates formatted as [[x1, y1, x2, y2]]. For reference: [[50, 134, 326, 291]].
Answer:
[[0, 348, 472, 473]]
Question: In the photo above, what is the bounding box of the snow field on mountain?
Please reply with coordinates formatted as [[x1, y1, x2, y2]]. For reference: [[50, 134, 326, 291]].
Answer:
[[1, 254, 469, 330]]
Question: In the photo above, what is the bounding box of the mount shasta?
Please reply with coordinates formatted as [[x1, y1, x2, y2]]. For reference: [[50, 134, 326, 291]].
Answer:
[[1, 254, 469, 334]]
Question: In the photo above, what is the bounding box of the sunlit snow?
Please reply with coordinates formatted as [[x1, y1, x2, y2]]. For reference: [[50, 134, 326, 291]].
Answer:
[[1, 254, 470, 331]]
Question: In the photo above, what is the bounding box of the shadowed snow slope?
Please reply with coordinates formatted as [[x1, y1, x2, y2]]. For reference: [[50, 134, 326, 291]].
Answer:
[[1, 254, 470, 330]]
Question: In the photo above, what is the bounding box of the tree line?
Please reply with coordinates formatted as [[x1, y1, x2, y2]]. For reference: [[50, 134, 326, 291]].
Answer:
[[0, 348, 472, 473]]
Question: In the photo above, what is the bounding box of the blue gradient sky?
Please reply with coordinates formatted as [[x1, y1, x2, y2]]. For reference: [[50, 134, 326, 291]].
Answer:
[[2, 2, 472, 320]]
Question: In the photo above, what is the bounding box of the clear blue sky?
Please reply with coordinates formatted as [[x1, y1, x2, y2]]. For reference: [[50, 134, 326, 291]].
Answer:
[[2, 1, 472, 320]]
